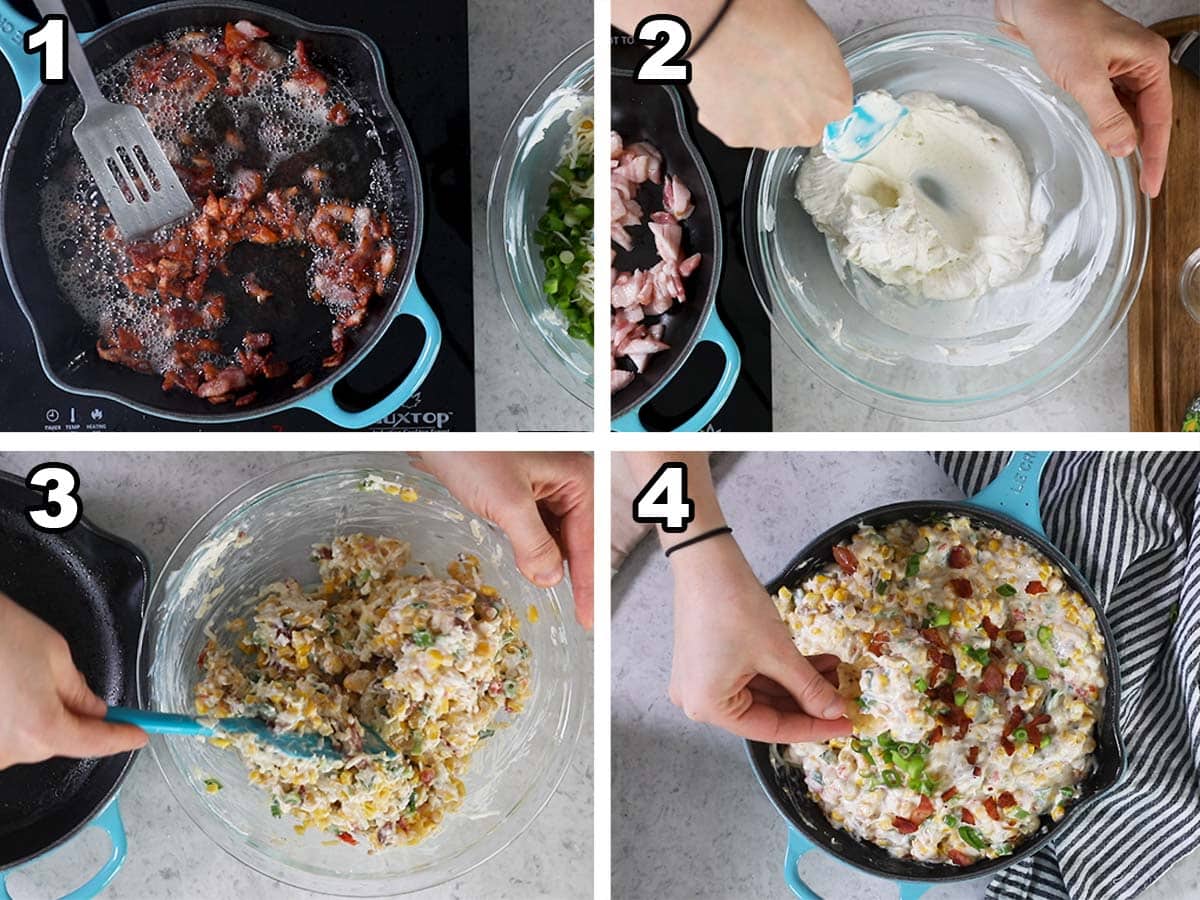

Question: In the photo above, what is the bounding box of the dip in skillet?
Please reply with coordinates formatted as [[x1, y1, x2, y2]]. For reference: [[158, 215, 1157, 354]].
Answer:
[[773, 516, 1105, 866]]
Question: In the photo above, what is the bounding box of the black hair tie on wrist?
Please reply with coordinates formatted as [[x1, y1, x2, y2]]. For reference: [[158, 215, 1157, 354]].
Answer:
[[687, 0, 735, 59], [664, 525, 733, 558]]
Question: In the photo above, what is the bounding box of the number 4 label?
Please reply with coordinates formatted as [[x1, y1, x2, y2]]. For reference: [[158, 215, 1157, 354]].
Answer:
[[24, 15, 67, 85], [633, 462, 695, 533], [25, 463, 83, 533], [633, 15, 692, 84]]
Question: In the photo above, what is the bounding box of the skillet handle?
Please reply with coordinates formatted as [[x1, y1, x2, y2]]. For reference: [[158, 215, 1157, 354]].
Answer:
[[967, 451, 1050, 538], [611, 311, 741, 432], [783, 827, 934, 900], [0, 0, 42, 100], [294, 281, 442, 430], [0, 798, 127, 900]]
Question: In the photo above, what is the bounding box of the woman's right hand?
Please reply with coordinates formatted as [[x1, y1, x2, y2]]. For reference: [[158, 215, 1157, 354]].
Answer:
[[668, 536, 853, 742], [0, 593, 146, 770], [687, 0, 852, 149]]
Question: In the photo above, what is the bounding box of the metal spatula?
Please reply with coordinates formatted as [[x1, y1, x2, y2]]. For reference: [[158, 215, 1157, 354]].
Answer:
[[34, 0, 194, 239]]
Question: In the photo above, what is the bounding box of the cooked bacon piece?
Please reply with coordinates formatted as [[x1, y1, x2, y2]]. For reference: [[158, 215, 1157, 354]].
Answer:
[[948, 545, 971, 568], [1002, 738, 1015, 756], [966, 746, 980, 765], [303, 165, 328, 192], [960, 808, 976, 825], [928, 725, 944, 744], [950, 578, 973, 598], [941, 786, 958, 802], [910, 795, 934, 825], [997, 791, 1017, 809], [1010, 665, 1027, 691], [292, 372, 315, 390], [229, 167, 265, 201], [327, 102, 350, 126], [242, 273, 273, 302], [195, 365, 249, 401], [1006, 630, 1026, 643], [983, 797, 1001, 821], [921, 627, 948, 650], [832, 546, 858, 575], [980, 616, 1000, 640], [1026, 581, 1048, 595], [892, 816, 918, 835], [948, 849, 975, 867], [285, 40, 329, 95], [867, 632, 889, 656]]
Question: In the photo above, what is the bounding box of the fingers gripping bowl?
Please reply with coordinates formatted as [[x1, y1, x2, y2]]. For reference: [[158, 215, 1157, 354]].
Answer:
[[743, 17, 1148, 421], [137, 456, 585, 895]]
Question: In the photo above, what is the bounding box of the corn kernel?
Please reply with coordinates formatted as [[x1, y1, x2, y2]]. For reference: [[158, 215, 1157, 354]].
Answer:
[[527, 605, 540, 624]]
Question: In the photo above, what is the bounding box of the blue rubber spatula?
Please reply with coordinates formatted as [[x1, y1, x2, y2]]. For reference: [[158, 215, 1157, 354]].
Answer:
[[104, 707, 394, 760], [821, 94, 908, 162]]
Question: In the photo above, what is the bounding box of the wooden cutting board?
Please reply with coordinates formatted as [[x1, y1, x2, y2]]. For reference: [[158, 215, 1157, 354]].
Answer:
[[1128, 16, 1200, 431]]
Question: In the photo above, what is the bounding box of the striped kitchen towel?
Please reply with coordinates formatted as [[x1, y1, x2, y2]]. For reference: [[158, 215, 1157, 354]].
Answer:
[[933, 451, 1200, 900]]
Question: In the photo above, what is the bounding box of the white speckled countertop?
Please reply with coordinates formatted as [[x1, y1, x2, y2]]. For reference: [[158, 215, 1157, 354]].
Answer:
[[0, 451, 592, 900], [771, 0, 1194, 432], [612, 452, 1200, 899], [470, 0, 593, 432]]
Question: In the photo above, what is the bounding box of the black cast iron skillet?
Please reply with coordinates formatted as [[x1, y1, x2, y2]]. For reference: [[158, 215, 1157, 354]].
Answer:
[[0, 0, 436, 426], [611, 63, 734, 428], [746, 452, 1125, 891], [0, 469, 148, 875]]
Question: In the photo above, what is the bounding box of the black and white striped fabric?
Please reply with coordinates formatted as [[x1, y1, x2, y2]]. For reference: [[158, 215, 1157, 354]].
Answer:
[[932, 452, 1200, 900]]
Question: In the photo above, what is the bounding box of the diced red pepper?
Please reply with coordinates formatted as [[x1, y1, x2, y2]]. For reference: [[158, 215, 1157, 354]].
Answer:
[[338, 831, 357, 845]]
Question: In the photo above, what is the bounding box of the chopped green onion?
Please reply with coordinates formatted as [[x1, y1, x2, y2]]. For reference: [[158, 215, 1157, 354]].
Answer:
[[943, 814, 958, 827], [1013, 727, 1028, 743], [959, 825, 988, 850], [1035, 666, 1051, 680], [1060, 786, 1075, 798], [270, 799, 282, 818], [411, 629, 434, 648], [905, 554, 921, 578], [954, 689, 969, 707], [1038, 625, 1053, 647], [964, 646, 991, 665], [914, 677, 928, 693], [478, 728, 495, 739], [875, 578, 889, 595], [1040, 735, 1052, 749], [881, 769, 901, 788]]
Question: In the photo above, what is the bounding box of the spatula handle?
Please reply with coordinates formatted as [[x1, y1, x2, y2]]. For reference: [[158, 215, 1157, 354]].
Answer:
[[105, 706, 214, 737], [31, 0, 106, 107]]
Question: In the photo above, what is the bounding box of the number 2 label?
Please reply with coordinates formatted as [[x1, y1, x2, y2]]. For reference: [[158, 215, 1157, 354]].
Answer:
[[633, 15, 691, 84], [25, 463, 83, 532], [24, 15, 67, 85], [633, 462, 694, 533]]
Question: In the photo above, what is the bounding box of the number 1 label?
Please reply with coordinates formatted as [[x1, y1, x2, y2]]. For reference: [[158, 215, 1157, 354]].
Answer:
[[24, 15, 67, 85]]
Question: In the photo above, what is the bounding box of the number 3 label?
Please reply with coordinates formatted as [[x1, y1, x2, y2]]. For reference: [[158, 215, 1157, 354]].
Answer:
[[26, 463, 83, 532], [633, 462, 695, 533], [633, 15, 692, 84]]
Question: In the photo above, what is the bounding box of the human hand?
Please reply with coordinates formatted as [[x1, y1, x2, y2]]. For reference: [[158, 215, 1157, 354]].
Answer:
[[667, 536, 853, 742], [0, 593, 147, 770], [687, 0, 852, 149], [996, 0, 1171, 196], [411, 453, 594, 628]]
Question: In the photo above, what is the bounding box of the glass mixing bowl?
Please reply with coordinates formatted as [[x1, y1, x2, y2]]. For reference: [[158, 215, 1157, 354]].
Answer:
[[488, 43, 594, 408], [743, 17, 1148, 421], [136, 455, 585, 895]]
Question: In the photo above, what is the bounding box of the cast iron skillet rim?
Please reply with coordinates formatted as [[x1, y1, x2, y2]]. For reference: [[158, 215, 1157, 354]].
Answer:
[[610, 66, 725, 422], [0, 0, 425, 424], [0, 469, 150, 870], [745, 498, 1125, 884]]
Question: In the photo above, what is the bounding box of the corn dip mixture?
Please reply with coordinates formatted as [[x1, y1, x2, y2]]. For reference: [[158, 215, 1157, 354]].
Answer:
[[774, 517, 1104, 866], [194, 533, 531, 850]]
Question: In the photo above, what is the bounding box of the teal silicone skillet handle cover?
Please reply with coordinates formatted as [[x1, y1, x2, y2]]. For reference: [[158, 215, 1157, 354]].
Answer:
[[0, 797, 127, 900], [295, 280, 442, 429], [967, 451, 1050, 538], [611, 310, 741, 432], [783, 827, 933, 899], [0, 0, 44, 100]]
